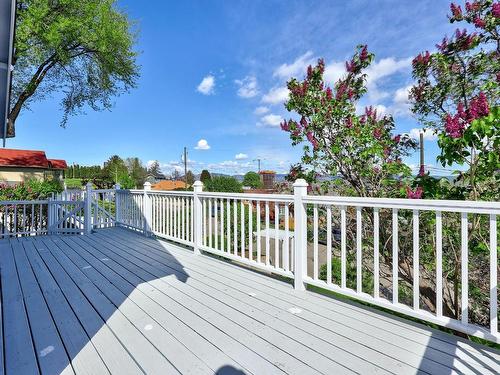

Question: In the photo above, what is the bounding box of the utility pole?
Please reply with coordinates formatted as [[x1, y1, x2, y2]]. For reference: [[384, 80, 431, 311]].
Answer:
[[419, 131, 425, 173], [184, 146, 188, 190], [253, 158, 261, 173]]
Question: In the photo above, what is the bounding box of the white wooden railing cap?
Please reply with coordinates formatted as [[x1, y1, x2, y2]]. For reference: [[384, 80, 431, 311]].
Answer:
[[86, 182, 93, 189], [143, 181, 152, 191], [193, 180, 203, 191], [293, 178, 309, 188], [114, 183, 121, 190]]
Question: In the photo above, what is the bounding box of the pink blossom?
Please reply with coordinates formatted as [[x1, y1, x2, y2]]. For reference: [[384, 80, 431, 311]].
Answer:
[[383, 148, 391, 158], [412, 51, 431, 68], [496, 72, 500, 83], [450, 3, 463, 18], [393, 135, 401, 144], [317, 58, 325, 74], [359, 45, 368, 61], [493, 3, 500, 17], [373, 166, 380, 174], [469, 92, 489, 119], [436, 37, 448, 52], [465, 2, 480, 12], [306, 131, 319, 150], [365, 105, 377, 120], [336, 82, 346, 100], [346, 118, 353, 128], [359, 115, 367, 125], [300, 116, 308, 129], [325, 87, 332, 100], [418, 165, 426, 177], [473, 17, 486, 28], [280, 120, 290, 132], [406, 186, 423, 199], [445, 113, 465, 138], [307, 65, 313, 79], [345, 60, 356, 73], [373, 128, 382, 140]]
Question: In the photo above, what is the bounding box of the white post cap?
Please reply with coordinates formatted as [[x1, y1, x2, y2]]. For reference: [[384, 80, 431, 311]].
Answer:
[[143, 181, 152, 190], [293, 178, 308, 187]]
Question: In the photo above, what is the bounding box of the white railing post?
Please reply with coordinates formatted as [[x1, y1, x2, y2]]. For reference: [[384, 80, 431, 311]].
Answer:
[[47, 195, 53, 234], [114, 183, 121, 227], [193, 180, 203, 255], [293, 179, 308, 291], [143, 182, 152, 236], [84, 182, 93, 234]]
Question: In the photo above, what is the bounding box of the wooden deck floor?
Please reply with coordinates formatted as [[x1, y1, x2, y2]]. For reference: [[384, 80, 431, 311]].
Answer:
[[0, 228, 499, 375]]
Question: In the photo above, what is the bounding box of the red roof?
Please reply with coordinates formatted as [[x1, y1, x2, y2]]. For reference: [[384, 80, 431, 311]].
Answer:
[[0, 149, 67, 169], [48, 159, 68, 169]]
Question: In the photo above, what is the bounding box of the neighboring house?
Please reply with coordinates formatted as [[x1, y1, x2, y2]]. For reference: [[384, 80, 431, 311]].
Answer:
[[152, 180, 186, 190], [0, 148, 67, 184], [259, 170, 276, 189]]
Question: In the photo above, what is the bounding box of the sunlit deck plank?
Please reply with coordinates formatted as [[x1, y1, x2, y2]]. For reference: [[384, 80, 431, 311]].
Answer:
[[1, 228, 499, 375]]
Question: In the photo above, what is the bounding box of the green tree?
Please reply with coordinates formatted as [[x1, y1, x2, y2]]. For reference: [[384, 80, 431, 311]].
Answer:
[[101, 155, 129, 187], [125, 157, 147, 188], [410, 1, 500, 200], [185, 170, 195, 186], [204, 176, 242, 193], [200, 169, 211, 184], [147, 160, 162, 179], [281, 46, 416, 198], [8, 0, 139, 136], [242, 171, 263, 188]]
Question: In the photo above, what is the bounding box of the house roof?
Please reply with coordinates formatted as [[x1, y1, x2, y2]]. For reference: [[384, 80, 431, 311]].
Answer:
[[152, 180, 186, 191], [0, 148, 67, 169], [48, 159, 68, 169]]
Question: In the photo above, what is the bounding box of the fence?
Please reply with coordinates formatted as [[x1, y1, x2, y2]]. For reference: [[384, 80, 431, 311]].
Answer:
[[1, 180, 498, 343], [111, 179, 500, 344]]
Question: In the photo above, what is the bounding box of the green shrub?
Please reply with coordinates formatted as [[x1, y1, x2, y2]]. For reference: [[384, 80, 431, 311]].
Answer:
[[0, 179, 63, 200], [204, 176, 242, 193]]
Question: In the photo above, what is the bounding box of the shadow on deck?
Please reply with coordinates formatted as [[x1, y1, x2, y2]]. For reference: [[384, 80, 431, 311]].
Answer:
[[0, 227, 498, 374]]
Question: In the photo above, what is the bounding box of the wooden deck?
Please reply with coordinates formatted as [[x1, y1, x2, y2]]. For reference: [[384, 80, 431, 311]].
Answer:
[[0, 228, 499, 375]]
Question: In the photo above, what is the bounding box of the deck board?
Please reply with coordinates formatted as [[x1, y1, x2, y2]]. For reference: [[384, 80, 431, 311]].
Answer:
[[10, 240, 74, 375], [96, 229, 498, 375], [0, 241, 39, 375], [99, 228, 500, 374], [0, 228, 498, 375]]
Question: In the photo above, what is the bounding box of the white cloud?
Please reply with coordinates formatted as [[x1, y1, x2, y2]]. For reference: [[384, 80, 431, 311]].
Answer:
[[390, 85, 413, 116], [254, 106, 269, 115], [323, 61, 345, 84], [258, 114, 283, 128], [262, 86, 289, 105], [409, 128, 437, 141], [197, 75, 215, 95], [194, 139, 211, 150], [146, 160, 158, 169], [273, 51, 315, 79], [365, 57, 412, 102], [374, 104, 387, 116], [365, 57, 412, 84], [235, 153, 248, 160], [235, 76, 259, 98]]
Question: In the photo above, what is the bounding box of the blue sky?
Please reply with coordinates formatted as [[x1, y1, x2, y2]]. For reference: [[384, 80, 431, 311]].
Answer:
[[9, 0, 457, 176]]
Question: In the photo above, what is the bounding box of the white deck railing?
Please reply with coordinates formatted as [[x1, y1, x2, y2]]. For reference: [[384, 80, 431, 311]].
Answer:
[[112, 179, 499, 343], [1, 180, 498, 343]]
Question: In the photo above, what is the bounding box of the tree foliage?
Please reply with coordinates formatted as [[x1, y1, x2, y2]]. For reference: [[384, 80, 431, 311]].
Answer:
[[242, 171, 263, 188], [410, 0, 500, 200], [281, 46, 417, 197], [200, 169, 211, 184], [185, 170, 195, 186], [204, 176, 242, 193], [8, 0, 139, 136]]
